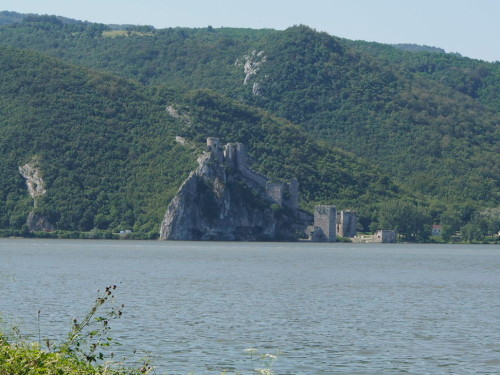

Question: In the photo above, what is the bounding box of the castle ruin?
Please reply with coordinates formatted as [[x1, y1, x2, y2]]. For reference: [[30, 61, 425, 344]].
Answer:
[[163, 137, 363, 241], [160, 134, 405, 243], [307, 205, 337, 242], [352, 230, 396, 243], [337, 210, 357, 238], [207, 138, 359, 242], [306, 207, 358, 242], [207, 138, 299, 212]]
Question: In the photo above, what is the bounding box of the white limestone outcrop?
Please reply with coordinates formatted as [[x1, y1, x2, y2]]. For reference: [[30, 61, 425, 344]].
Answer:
[[19, 159, 46, 204], [19, 157, 54, 232], [237, 50, 267, 88]]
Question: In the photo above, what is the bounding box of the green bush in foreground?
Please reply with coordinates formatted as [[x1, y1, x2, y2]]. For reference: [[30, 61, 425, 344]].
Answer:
[[0, 339, 99, 375], [0, 339, 277, 375], [0, 335, 153, 375]]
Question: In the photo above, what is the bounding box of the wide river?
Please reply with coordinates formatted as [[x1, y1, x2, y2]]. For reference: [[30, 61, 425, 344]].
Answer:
[[0, 239, 499, 374]]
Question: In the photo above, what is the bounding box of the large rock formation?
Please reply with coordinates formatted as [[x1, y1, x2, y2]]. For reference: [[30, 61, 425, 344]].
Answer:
[[19, 157, 54, 232], [159, 139, 305, 241], [19, 160, 46, 201]]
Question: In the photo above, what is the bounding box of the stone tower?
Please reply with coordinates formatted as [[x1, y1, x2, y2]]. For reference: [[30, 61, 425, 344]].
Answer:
[[337, 210, 357, 237], [207, 137, 223, 163], [314, 205, 337, 242], [206, 137, 221, 150]]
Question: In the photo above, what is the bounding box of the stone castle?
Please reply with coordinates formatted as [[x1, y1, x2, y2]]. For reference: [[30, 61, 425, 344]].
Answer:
[[160, 137, 360, 242], [207, 138, 359, 242], [307, 206, 396, 243], [207, 137, 364, 242], [160, 137, 303, 241], [207, 137, 299, 212]]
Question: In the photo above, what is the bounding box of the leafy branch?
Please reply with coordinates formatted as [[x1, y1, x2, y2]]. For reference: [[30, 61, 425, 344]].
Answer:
[[60, 285, 124, 364]]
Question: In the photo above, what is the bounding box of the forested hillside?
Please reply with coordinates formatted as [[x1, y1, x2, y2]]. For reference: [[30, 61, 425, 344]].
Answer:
[[0, 16, 497, 207], [249, 27, 498, 205], [0, 46, 198, 235], [0, 45, 408, 236], [0, 12, 498, 239]]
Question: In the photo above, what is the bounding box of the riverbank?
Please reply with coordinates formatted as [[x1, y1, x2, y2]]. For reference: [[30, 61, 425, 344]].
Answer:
[[0, 229, 157, 240], [1, 229, 499, 244]]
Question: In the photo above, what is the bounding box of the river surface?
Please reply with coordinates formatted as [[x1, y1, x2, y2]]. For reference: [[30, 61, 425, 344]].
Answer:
[[0, 239, 499, 374]]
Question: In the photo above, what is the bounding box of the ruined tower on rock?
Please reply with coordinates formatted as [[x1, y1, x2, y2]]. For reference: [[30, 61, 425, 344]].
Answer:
[[159, 137, 305, 241], [206, 137, 224, 162]]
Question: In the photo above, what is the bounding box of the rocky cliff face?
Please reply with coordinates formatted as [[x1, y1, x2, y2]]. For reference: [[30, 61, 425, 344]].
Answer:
[[19, 160, 46, 202], [159, 151, 298, 241], [19, 158, 54, 232]]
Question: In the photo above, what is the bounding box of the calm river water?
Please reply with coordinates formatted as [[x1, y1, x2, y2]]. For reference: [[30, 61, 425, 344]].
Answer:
[[1, 239, 499, 374]]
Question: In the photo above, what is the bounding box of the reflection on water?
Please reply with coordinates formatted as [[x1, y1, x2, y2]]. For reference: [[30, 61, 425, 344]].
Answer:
[[1, 239, 499, 374]]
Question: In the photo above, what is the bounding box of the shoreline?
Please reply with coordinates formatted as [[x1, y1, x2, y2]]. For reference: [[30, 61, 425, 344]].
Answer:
[[1, 232, 499, 245]]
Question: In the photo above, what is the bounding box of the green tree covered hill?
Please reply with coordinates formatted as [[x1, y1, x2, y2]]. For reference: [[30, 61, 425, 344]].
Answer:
[[0, 16, 497, 209], [0, 45, 407, 235], [0, 46, 198, 234]]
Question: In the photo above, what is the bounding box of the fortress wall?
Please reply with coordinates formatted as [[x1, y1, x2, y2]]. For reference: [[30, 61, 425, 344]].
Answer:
[[222, 140, 300, 210], [266, 182, 284, 206], [207, 137, 224, 163], [347, 212, 357, 237], [352, 230, 396, 243], [224, 143, 238, 169], [239, 166, 269, 188], [207, 137, 222, 151], [232, 143, 271, 188]]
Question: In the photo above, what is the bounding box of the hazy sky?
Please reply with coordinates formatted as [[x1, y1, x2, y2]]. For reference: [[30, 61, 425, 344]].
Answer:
[[2, 0, 499, 62]]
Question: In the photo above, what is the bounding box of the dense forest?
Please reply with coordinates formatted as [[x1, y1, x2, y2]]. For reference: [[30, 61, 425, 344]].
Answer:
[[0, 46, 199, 236], [0, 12, 498, 240]]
